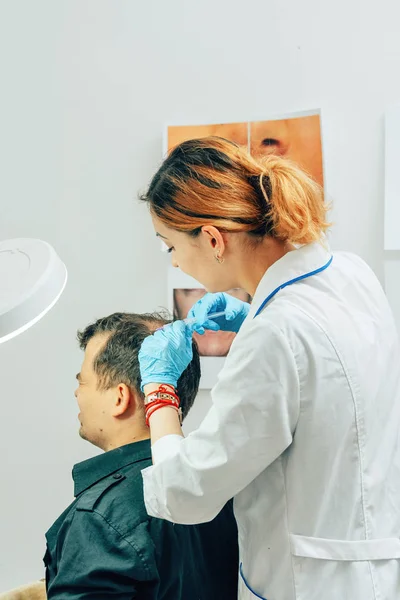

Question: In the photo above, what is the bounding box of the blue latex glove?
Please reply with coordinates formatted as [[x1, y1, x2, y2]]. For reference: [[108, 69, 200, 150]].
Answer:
[[188, 292, 251, 334], [139, 320, 195, 390]]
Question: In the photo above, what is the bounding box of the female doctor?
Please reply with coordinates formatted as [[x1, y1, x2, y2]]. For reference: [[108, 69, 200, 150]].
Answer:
[[138, 137, 400, 600]]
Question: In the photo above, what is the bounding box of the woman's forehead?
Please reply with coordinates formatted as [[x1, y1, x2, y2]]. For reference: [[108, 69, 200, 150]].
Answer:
[[152, 215, 186, 241], [151, 214, 170, 237]]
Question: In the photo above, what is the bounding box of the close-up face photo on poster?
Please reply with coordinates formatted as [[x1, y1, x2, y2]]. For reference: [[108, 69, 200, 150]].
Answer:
[[173, 288, 252, 357], [249, 115, 323, 186], [166, 111, 324, 186]]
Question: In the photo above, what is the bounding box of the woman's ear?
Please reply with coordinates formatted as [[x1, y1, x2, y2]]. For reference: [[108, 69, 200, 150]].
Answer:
[[201, 225, 226, 257]]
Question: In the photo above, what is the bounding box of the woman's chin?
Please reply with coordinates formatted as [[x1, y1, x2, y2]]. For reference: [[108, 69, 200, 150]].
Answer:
[[194, 330, 236, 357]]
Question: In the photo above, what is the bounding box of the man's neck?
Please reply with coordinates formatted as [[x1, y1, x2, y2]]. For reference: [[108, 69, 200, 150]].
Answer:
[[102, 431, 150, 452]]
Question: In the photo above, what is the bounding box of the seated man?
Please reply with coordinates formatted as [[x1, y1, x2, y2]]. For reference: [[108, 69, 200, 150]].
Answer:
[[44, 312, 238, 599]]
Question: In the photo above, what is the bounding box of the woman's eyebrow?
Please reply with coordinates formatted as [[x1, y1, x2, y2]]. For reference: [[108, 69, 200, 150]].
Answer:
[[156, 232, 169, 240]]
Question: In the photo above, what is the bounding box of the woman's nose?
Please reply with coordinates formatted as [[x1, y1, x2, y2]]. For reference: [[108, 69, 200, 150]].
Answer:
[[172, 256, 179, 268]]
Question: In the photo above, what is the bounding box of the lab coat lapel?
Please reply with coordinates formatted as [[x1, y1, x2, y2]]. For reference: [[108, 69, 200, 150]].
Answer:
[[249, 242, 332, 317]]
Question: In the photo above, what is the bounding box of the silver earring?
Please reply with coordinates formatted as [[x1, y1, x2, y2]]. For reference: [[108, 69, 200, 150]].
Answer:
[[215, 252, 224, 264]]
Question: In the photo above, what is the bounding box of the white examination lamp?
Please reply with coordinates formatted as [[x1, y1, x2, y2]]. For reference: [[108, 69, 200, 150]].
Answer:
[[0, 239, 67, 344]]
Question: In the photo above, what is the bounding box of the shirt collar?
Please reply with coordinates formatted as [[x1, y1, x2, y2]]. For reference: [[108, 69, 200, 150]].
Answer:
[[249, 241, 332, 317], [73, 439, 152, 497]]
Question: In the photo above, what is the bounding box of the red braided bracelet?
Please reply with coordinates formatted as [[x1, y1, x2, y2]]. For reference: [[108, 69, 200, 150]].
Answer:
[[144, 385, 182, 426], [144, 385, 180, 407], [145, 401, 181, 427]]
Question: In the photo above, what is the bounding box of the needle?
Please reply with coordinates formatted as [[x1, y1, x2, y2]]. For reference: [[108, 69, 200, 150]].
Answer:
[[184, 310, 226, 324]]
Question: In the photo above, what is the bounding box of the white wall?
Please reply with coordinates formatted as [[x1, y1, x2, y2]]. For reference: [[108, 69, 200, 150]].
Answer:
[[1, 0, 400, 590]]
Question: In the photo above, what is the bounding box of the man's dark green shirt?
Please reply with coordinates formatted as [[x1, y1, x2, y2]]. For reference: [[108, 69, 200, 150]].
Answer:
[[44, 439, 238, 599]]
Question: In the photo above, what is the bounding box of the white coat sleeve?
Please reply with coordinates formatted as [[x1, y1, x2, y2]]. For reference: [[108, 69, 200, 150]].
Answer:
[[142, 319, 300, 524]]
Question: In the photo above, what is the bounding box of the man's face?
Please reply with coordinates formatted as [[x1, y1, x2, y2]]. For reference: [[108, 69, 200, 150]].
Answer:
[[74, 333, 113, 449]]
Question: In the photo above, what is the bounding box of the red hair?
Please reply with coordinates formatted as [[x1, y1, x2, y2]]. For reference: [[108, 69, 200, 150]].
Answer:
[[142, 137, 330, 244]]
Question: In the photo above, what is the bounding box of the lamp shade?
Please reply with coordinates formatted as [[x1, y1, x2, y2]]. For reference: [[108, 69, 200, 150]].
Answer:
[[0, 238, 67, 344]]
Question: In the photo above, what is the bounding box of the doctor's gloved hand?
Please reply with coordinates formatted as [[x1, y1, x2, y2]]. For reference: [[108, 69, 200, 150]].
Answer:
[[139, 321, 194, 391], [188, 292, 251, 334]]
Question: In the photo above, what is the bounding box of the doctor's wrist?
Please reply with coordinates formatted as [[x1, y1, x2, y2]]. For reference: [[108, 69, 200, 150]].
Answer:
[[144, 384, 182, 427], [143, 382, 176, 396]]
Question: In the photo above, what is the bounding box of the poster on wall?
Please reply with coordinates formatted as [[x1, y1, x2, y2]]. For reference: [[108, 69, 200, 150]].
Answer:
[[164, 109, 324, 388], [164, 110, 324, 185]]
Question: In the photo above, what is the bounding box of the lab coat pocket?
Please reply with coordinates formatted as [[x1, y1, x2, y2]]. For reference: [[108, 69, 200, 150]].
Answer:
[[290, 534, 400, 600], [239, 563, 268, 599]]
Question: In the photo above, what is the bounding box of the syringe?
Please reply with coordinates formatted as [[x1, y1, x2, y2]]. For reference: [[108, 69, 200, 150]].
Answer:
[[157, 311, 226, 332], [184, 310, 226, 324]]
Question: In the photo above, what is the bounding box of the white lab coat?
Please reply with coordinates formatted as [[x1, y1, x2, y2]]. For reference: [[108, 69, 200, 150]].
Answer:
[[142, 242, 400, 600]]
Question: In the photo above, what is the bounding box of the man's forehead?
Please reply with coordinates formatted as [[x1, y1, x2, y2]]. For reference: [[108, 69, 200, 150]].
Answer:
[[83, 332, 111, 365]]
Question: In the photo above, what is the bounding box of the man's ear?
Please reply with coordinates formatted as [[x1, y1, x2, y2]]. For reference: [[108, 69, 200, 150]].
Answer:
[[112, 383, 136, 418]]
